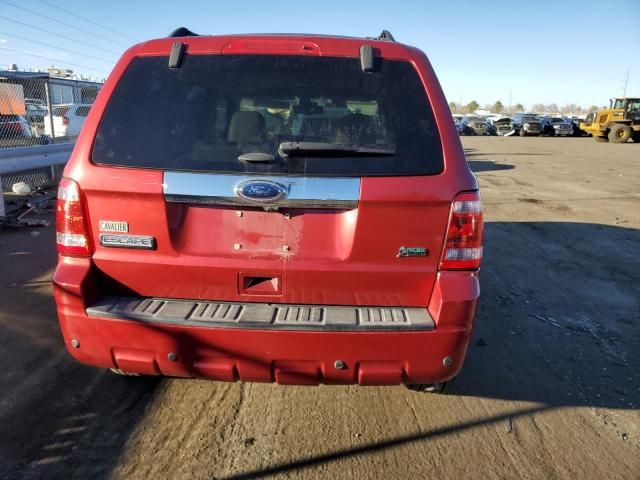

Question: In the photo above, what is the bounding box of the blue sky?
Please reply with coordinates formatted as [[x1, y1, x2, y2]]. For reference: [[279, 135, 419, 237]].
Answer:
[[1, 0, 638, 108]]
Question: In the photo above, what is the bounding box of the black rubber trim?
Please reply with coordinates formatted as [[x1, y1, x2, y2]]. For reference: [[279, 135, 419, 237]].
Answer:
[[86, 296, 436, 332]]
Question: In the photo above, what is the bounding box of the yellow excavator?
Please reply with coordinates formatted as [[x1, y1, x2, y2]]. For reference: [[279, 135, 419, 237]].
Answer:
[[581, 98, 640, 143]]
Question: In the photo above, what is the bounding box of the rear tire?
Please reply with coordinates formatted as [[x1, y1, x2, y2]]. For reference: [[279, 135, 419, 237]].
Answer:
[[407, 382, 447, 394], [608, 124, 632, 143], [594, 135, 608, 142]]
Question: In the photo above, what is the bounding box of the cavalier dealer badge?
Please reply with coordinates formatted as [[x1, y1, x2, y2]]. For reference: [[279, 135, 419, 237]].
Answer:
[[99, 220, 128, 232]]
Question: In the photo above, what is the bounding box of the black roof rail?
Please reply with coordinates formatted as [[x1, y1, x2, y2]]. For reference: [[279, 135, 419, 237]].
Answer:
[[377, 30, 396, 42], [168, 27, 199, 38]]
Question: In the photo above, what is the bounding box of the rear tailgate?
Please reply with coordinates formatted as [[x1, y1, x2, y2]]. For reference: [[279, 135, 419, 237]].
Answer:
[[80, 168, 452, 306], [64, 36, 476, 309]]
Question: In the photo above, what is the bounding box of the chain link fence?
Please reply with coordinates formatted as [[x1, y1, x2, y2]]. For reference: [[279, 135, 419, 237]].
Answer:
[[0, 71, 102, 149], [0, 71, 102, 197], [1, 163, 67, 191]]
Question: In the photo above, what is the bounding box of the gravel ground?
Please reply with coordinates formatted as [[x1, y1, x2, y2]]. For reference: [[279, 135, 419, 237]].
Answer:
[[0, 136, 638, 479]]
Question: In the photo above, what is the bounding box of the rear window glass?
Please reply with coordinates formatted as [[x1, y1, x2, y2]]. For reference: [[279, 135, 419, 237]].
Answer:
[[92, 55, 443, 177]]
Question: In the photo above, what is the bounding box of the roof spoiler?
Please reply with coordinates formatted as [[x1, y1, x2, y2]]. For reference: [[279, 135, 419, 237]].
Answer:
[[166, 28, 394, 42], [166, 27, 394, 70]]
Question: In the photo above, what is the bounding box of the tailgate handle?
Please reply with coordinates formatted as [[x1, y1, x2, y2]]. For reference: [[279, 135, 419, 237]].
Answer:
[[239, 274, 281, 295]]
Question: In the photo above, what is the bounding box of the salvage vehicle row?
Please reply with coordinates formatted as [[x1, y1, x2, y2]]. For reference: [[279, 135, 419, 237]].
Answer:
[[453, 112, 591, 137]]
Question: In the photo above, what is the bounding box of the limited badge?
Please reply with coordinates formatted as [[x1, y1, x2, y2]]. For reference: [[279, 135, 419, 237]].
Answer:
[[99, 220, 129, 233], [397, 247, 429, 257]]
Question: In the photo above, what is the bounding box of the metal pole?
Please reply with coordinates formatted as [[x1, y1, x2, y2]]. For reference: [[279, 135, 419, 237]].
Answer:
[[0, 175, 5, 217], [44, 78, 55, 144]]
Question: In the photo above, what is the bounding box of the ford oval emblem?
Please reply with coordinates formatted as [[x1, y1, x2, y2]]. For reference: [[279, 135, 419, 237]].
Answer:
[[235, 180, 288, 203]]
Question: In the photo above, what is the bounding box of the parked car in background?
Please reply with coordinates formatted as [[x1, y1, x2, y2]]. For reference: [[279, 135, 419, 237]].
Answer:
[[492, 116, 516, 136], [484, 114, 507, 126], [53, 29, 483, 391], [44, 103, 92, 138], [25, 102, 47, 133], [564, 116, 589, 136], [511, 113, 542, 136], [25, 98, 47, 109], [0, 114, 37, 140], [461, 115, 489, 135], [454, 117, 464, 135], [485, 121, 497, 136], [541, 116, 574, 136]]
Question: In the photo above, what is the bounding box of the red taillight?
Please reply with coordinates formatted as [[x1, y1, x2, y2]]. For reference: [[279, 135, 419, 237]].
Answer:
[[62, 116, 69, 126], [440, 191, 484, 270], [56, 178, 91, 256]]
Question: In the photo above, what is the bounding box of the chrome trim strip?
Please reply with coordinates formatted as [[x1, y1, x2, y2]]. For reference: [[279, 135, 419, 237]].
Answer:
[[163, 172, 360, 209]]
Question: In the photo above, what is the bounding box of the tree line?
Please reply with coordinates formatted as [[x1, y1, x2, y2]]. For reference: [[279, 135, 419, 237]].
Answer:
[[449, 100, 603, 114]]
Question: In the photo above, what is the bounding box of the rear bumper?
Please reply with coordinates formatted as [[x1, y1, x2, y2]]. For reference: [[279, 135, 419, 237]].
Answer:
[[53, 257, 479, 386]]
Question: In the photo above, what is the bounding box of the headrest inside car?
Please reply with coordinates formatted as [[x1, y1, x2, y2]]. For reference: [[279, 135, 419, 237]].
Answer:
[[228, 111, 266, 144]]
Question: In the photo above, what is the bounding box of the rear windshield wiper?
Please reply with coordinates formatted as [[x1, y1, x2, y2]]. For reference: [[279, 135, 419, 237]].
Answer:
[[278, 142, 395, 158]]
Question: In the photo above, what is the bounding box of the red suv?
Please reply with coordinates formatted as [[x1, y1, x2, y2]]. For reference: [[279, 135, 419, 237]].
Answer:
[[53, 29, 483, 390]]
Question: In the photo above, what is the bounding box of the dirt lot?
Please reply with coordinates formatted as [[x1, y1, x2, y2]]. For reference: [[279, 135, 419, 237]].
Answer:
[[0, 137, 638, 479]]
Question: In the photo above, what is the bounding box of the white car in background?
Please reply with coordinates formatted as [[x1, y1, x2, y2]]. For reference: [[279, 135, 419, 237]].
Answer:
[[44, 103, 92, 138]]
